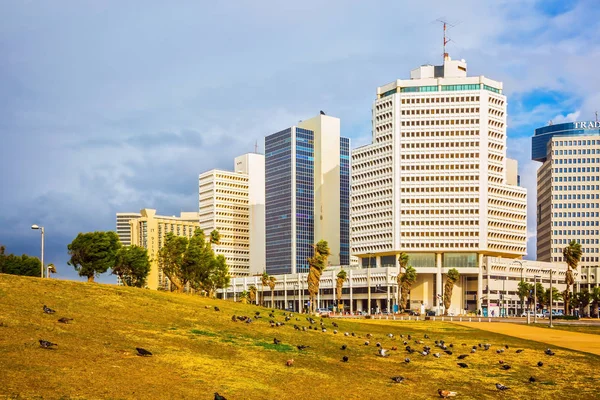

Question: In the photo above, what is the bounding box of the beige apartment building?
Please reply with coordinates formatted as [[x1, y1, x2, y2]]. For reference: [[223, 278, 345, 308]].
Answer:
[[116, 212, 141, 246], [129, 208, 199, 290], [351, 56, 528, 313], [198, 153, 265, 277]]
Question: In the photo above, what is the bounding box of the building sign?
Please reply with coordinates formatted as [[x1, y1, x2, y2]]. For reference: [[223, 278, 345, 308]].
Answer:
[[574, 121, 600, 129]]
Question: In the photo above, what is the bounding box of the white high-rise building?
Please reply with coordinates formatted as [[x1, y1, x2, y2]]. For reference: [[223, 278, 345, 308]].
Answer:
[[351, 56, 527, 312], [199, 153, 265, 277], [116, 212, 141, 246]]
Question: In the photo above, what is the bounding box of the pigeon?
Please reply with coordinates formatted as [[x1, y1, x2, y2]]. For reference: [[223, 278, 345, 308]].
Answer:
[[39, 339, 57, 349], [214, 306, 220, 312], [472, 345, 477, 350], [214, 393, 227, 400], [457, 363, 468, 368], [366, 333, 373, 338], [498, 360, 505, 364], [404, 358, 410, 363], [407, 335, 412, 340], [245, 318, 253, 324], [344, 332, 349, 336], [351, 332, 356, 337], [501, 364, 511, 370], [341, 344, 347, 350], [333, 330, 338, 334], [322, 328, 327, 333], [342, 356, 349, 362], [504, 345, 509, 349], [391, 376, 404, 383], [376, 342, 381, 347], [421, 351, 429, 356], [471, 348, 476, 353], [273, 338, 281, 345], [537, 361, 544, 367], [255, 311, 260, 316], [43, 305, 56, 314], [495, 383, 510, 391], [516, 349, 524, 353], [457, 354, 468, 360], [231, 315, 237, 322], [388, 333, 394, 339], [332, 322, 338, 328], [433, 352, 441, 358], [496, 349, 504, 354], [545, 348, 555, 356], [364, 341, 370, 346], [136, 347, 152, 356], [438, 389, 457, 398], [444, 350, 453, 355], [286, 359, 294, 367], [391, 346, 398, 351], [57, 317, 73, 324], [529, 376, 536, 383], [449, 344, 454, 348], [378, 348, 388, 357], [424, 334, 429, 339], [296, 345, 309, 350]]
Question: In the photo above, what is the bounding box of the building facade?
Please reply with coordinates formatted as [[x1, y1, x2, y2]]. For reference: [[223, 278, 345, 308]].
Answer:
[[265, 114, 350, 275], [198, 153, 265, 277], [129, 208, 200, 290], [351, 56, 528, 312], [116, 212, 141, 246], [532, 121, 600, 289]]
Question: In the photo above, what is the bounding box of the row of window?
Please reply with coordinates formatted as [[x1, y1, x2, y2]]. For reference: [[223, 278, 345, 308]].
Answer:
[[553, 175, 600, 182], [553, 212, 600, 218], [553, 220, 599, 227], [553, 194, 600, 200], [552, 230, 600, 236], [554, 139, 599, 147], [553, 158, 600, 165], [400, 107, 480, 116], [401, 119, 481, 126], [400, 96, 480, 104], [552, 203, 600, 209]]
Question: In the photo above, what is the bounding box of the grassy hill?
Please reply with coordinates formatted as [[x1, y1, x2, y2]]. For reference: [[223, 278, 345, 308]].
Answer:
[[1, 274, 599, 400]]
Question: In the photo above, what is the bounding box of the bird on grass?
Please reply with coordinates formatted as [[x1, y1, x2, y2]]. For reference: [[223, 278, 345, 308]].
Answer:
[[273, 338, 281, 345], [342, 356, 349, 362], [516, 349, 524, 353], [297, 345, 309, 350], [58, 317, 73, 324], [501, 364, 511, 370], [391, 376, 404, 383], [214, 306, 220, 312], [471, 348, 476, 354], [340, 344, 347, 350], [43, 305, 56, 314], [529, 376, 536, 383], [433, 353, 441, 358], [388, 333, 394, 339], [344, 332, 349, 336], [457, 354, 468, 360], [245, 318, 253, 324], [457, 363, 468, 368], [39, 339, 57, 349], [231, 315, 237, 322], [378, 348, 388, 357], [376, 342, 381, 347], [391, 346, 398, 351], [424, 334, 429, 339], [504, 344, 509, 349], [444, 350, 453, 355], [545, 348, 555, 356], [438, 389, 457, 398], [364, 341, 370, 346], [537, 361, 544, 367], [498, 360, 505, 364], [332, 322, 338, 328], [495, 383, 510, 391], [496, 349, 505, 354], [214, 392, 227, 400], [136, 347, 152, 357], [286, 359, 294, 367], [404, 358, 410, 363]]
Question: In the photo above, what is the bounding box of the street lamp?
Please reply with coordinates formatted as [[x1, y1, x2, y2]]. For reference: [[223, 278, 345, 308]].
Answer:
[[547, 269, 554, 328], [510, 260, 526, 315], [31, 224, 45, 278], [534, 275, 541, 324], [494, 278, 506, 318]]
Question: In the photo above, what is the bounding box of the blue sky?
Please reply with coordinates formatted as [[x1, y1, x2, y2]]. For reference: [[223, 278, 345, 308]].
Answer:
[[1, 1, 599, 283]]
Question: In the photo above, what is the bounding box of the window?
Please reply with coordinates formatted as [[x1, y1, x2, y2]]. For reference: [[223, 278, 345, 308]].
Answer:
[[400, 85, 438, 93], [441, 84, 480, 91]]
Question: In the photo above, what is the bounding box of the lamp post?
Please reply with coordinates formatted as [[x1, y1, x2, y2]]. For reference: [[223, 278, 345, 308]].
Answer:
[[31, 225, 45, 278], [548, 269, 554, 328], [534, 275, 541, 324], [510, 260, 525, 315], [367, 264, 372, 315]]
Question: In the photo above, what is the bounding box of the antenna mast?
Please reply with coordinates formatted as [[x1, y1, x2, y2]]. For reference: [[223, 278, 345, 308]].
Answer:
[[254, 140, 258, 154], [436, 18, 454, 62]]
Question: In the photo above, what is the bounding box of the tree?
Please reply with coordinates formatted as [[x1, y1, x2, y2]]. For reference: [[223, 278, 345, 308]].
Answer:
[[112, 245, 150, 287], [204, 255, 230, 298], [261, 271, 269, 306], [400, 266, 417, 311], [239, 290, 249, 304], [397, 253, 409, 309], [517, 281, 531, 314], [67, 231, 121, 282], [527, 282, 545, 311], [185, 229, 214, 294], [0, 251, 41, 277], [268, 275, 276, 308], [590, 287, 600, 318], [572, 290, 590, 316], [157, 233, 188, 292], [542, 287, 563, 310], [563, 240, 582, 314], [210, 230, 221, 246], [249, 285, 258, 304], [336, 269, 347, 312], [307, 240, 330, 314], [443, 268, 460, 316]]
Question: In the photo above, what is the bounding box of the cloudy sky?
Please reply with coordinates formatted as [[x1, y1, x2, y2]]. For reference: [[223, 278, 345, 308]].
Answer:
[[1, 1, 599, 283]]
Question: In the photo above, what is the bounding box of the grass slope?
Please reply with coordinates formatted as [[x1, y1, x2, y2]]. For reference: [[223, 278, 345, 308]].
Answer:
[[1, 274, 599, 400]]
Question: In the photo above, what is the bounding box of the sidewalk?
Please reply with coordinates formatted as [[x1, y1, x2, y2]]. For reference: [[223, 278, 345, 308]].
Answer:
[[453, 321, 600, 356]]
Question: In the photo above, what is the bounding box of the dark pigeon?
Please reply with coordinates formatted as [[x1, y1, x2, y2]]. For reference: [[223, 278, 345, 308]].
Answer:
[[136, 347, 152, 357], [39, 339, 57, 349], [43, 305, 55, 314]]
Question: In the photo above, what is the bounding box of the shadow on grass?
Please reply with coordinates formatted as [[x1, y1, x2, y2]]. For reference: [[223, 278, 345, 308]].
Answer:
[[254, 342, 294, 352], [190, 329, 217, 337]]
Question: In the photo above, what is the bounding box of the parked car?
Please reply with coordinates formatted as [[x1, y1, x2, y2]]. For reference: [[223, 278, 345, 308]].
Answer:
[[521, 311, 543, 318], [408, 310, 421, 316], [315, 308, 330, 315]]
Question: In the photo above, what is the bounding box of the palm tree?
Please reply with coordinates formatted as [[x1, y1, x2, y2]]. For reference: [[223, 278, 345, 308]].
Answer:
[[517, 281, 530, 314], [591, 287, 600, 318], [268, 275, 276, 309], [400, 266, 417, 312], [261, 271, 269, 307], [336, 269, 347, 313], [307, 240, 330, 314], [572, 290, 590, 317], [543, 287, 563, 311], [249, 285, 257, 304], [239, 290, 249, 304], [397, 253, 409, 309], [563, 240, 582, 314], [443, 268, 460, 316]]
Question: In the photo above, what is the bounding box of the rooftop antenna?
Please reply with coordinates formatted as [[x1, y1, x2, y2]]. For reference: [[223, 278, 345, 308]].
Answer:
[[254, 140, 258, 154], [595, 111, 598, 122], [436, 18, 455, 62]]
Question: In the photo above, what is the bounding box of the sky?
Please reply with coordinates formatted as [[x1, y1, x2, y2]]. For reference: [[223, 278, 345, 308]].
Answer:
[[1, 0, 599, 283]]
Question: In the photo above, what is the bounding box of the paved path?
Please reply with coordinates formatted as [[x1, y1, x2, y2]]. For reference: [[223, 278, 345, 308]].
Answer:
[[453, 322, 600, 356]]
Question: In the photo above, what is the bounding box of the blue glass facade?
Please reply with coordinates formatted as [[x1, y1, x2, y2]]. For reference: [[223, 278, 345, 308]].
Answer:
[[532, 122, 600, 162], [340, 137, 350, 266], [265, 127, 314, 275]]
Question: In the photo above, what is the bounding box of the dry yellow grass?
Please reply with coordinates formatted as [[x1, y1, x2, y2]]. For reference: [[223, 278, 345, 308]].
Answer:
[[1, 274, 599, 400]]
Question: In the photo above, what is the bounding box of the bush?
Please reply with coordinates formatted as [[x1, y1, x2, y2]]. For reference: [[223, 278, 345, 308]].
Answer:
[[552, 315, 579, 320]]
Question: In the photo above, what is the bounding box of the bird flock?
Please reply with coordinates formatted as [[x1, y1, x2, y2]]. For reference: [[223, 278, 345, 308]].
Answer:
[[37, 302, 558, 399]]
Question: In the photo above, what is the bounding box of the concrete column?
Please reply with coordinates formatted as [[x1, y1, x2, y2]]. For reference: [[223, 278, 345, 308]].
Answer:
[[386, 267, 391, 312], [367, 266, 372, 314], [332, 269, 337, 305], [298, 274, 303, 313], [349, 269, 354, 314], [376, 256, 381, 268], [255, 276, 259, 305], [477, 253, 483, 313], [436, 253, 443, 314]]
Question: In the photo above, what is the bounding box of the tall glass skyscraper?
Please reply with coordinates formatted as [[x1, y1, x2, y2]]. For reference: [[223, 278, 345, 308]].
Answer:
[[265, 114, 350, 275]]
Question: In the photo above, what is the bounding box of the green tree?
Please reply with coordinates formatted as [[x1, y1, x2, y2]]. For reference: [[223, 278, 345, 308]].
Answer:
[[67, 231, 121, 282], [517, 281, 531, 314], [184, 228, 213, 294], [249, 285, 258, 304], [572, 290, 590, 316], [400, 265, 417, 311], [542, 287, 563, 310], [307, 240, 330, 313], [268, 275, 276, 308], [527, 282, 545, 311], [239, 290, 249, 304], [443, 268, 460, 316], [261, 271, 269, 306], [590, 287, 600, 318], [397, 253, 409, 308], [112, 245, 151, 287], [210, 230, 221, 246], [157, 232, 188, 292], [203, 254, 230, 298], [0, 251, 41, 277], [336, 269, 347, 312], [563, 240, 582, 314]]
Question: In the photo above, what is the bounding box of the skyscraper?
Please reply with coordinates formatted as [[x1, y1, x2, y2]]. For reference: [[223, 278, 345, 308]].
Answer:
[[198, 153, 265, 277], [115, 212, 141, 246], [265, 114, 350, 275], [532, 121, 600, 289], [351, 56, 527, 311]]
